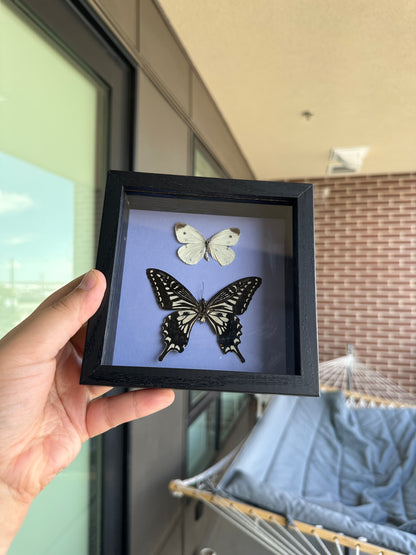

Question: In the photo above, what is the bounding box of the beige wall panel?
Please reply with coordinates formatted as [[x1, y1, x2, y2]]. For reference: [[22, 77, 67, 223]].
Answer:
[[94, 0, 137, 45], [135, 73, 189, 175], [139, 0, 190, 113], [192, 74, 253, 179]]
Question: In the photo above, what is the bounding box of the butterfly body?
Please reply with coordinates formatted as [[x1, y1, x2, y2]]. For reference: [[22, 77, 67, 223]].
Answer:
[[146, 268, 261, 363], [175, 223, 240, 266], [203, 242, 210, 262]]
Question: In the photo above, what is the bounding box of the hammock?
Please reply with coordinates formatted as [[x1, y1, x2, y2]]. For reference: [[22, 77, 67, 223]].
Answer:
[[170, 356, 416, 555], [319, 345, 416, 408]]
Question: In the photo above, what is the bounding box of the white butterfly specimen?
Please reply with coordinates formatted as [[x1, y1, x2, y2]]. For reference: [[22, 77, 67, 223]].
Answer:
[[174, 223, 240, 266], [146, 268, 262, 362]]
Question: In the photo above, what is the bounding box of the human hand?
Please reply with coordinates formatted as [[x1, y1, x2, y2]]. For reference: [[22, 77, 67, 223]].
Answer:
[[0, 270, 174, 553]]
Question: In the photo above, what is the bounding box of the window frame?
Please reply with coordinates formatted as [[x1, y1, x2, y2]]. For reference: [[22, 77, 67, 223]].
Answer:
[[7, 1, 135, 553]]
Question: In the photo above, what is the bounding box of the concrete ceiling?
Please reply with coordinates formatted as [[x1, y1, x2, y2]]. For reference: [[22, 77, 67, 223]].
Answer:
[[157, 0, 416, 180]]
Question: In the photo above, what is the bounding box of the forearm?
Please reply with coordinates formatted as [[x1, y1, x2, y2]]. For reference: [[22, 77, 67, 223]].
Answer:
[[0, 481, 31, 554]]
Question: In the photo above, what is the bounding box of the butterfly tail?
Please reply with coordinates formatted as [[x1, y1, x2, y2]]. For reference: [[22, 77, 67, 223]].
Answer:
[[159, 343, 175, 361], [217, 335, 246, 363], [227, 345, 245, 363]]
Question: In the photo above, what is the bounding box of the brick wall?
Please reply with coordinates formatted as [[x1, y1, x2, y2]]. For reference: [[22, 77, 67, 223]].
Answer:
[[299, 173, 416, 393]]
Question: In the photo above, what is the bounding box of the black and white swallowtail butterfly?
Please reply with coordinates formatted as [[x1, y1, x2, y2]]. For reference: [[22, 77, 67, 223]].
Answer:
[[146, 268, 262, 363]]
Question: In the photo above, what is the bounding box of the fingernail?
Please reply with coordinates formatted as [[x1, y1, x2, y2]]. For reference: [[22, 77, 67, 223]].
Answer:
[[79, 269, 97, 291]]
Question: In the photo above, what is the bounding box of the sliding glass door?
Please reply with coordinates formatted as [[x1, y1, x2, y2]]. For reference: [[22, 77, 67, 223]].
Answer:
[[0, 1, 133, 552]]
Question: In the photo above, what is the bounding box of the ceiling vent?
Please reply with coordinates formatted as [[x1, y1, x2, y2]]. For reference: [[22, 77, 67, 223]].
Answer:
[[327, 146, 369, 175]]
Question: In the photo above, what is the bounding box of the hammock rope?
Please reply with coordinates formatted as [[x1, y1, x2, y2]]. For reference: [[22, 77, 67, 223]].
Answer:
[[319, 345, 416, 408], [169, 480, 403, 554]]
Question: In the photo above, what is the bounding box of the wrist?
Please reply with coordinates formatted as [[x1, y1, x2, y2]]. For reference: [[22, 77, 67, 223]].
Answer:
[[0, 480, 32, 554]]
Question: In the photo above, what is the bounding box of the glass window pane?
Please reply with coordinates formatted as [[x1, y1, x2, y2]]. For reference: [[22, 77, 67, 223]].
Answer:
[[194, 142, 225, 178], [219, 392, 249, 446], [186, 401, 217, 476], [189, 390, 207, 407], [0, 3, 107, 553]]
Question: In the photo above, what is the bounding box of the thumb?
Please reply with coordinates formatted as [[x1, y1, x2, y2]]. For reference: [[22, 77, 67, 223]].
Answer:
[[0, 270, 106, 365]]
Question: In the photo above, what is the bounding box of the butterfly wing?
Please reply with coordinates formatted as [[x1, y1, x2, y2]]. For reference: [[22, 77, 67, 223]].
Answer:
[[159, 310, 199, 361], [207, 276, 262, 316], [207, 227, 240, 266], [206, 276, 262, 362], [146, 268, 200, 360], [146, 267, 198, 310], [174, 223, 207, 265], [207, 312, 244, 362]]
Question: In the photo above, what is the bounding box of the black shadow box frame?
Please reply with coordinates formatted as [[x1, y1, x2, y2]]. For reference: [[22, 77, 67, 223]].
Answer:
[[80, 170, 319, 395]]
